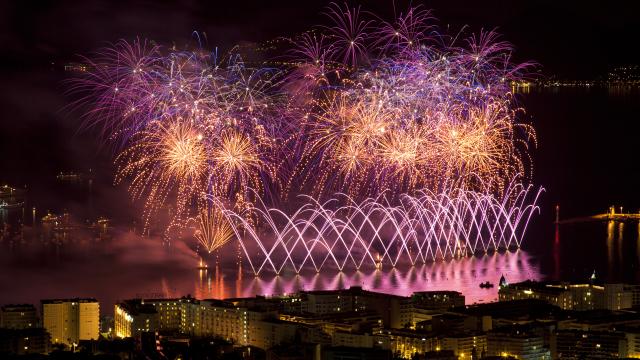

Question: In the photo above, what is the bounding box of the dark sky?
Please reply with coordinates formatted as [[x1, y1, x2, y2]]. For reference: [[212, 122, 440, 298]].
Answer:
[[2, 0, 639, 75], [1, 0, 639, 223]]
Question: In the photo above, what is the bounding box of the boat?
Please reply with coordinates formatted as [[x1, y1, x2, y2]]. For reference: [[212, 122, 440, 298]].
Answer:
[[479, 281, 494, 288], [196, 258, 209, 270]]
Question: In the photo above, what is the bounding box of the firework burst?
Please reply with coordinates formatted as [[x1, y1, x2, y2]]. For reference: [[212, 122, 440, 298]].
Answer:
[[192, 205, 235, 254], [71, 3, 541, 266]]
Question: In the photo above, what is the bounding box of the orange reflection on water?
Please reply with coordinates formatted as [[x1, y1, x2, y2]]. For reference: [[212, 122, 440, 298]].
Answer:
[[607, 220, 615, 275], [193, 250, 541, 305], [554, 224, 560, 279]]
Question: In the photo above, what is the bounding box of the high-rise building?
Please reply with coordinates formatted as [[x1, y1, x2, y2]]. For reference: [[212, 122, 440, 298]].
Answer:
[[1, 304, 38, 329], [114, 300, 159, 338], [41, 298, 99, 346]]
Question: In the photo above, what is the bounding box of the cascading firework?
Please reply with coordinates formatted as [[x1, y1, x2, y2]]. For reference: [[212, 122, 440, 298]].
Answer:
[[69, 3, 544, 271], [217, 183, 542, 275]]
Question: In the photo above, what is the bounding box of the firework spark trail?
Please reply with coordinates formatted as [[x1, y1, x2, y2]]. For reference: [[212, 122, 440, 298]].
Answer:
[[218, 183, 543, 275], [285, 9, 537, 198], [72, 38, 286, 231], [190, 206, 234, 254], [114, 119, 208, 230], [70, 3, 543, 267]]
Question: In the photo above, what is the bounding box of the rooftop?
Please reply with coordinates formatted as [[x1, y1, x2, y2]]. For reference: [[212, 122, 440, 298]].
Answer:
[[117, 300, 158, 315], [455, 299, 562, 320], [41, 298, 98, 304], [302, 286, 407, 299]]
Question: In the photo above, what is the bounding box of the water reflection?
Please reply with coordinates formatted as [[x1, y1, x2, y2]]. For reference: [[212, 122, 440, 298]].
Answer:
[[637, 222, 640, 279], [604, 221, 626, 279], [11, 217, 640, 313], [607, 220, 615, 275], [192, 250, 540, 305], [554, 223, 560, 279], [546, 219, 640, 284], [1, 228, 541, 313], [618, 223, 625, 272]]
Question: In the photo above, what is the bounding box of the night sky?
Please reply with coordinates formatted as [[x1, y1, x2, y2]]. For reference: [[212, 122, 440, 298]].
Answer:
[[1, 0, 640, 225], [3, 1, 640, 74]]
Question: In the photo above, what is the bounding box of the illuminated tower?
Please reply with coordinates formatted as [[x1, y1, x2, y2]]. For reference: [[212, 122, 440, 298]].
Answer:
[[555, 205, 560, 223], [499, 274, 508, 288]]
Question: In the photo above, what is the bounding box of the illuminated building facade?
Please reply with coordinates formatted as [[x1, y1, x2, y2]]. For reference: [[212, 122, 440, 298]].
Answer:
[[185, 299, 247, 341], [410, 291, 465, 310], [399, 292, 466, 329], [41, 298, 99, 346], [1, 304, 38, 329], [499, 280, 634, 311], [624, 284, 640, 307], [440, 332, 486, 359], [400, 306, 436, 329], [145, 297, 192, 331], [487, 326, 550, 359], [386, 329, 437, 359], [604, 284, 633, 310], [299, 287, 404, 328], [280, 309, 382, 341], [119, 297, 286, 348], [625, 329, 640, 358], [300, 290, 353, 314], [114, 300, 159, 338], [551, 329, 628, 359], [249, 320, 298, 349], [331, 331, 376, 348]]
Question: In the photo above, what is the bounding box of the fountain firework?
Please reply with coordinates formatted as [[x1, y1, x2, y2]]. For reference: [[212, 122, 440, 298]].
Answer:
[[217, 182, 542, 275]]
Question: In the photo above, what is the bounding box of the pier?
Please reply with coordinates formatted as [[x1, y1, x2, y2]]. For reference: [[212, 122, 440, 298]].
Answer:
[[556, 206, 640, 224]]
